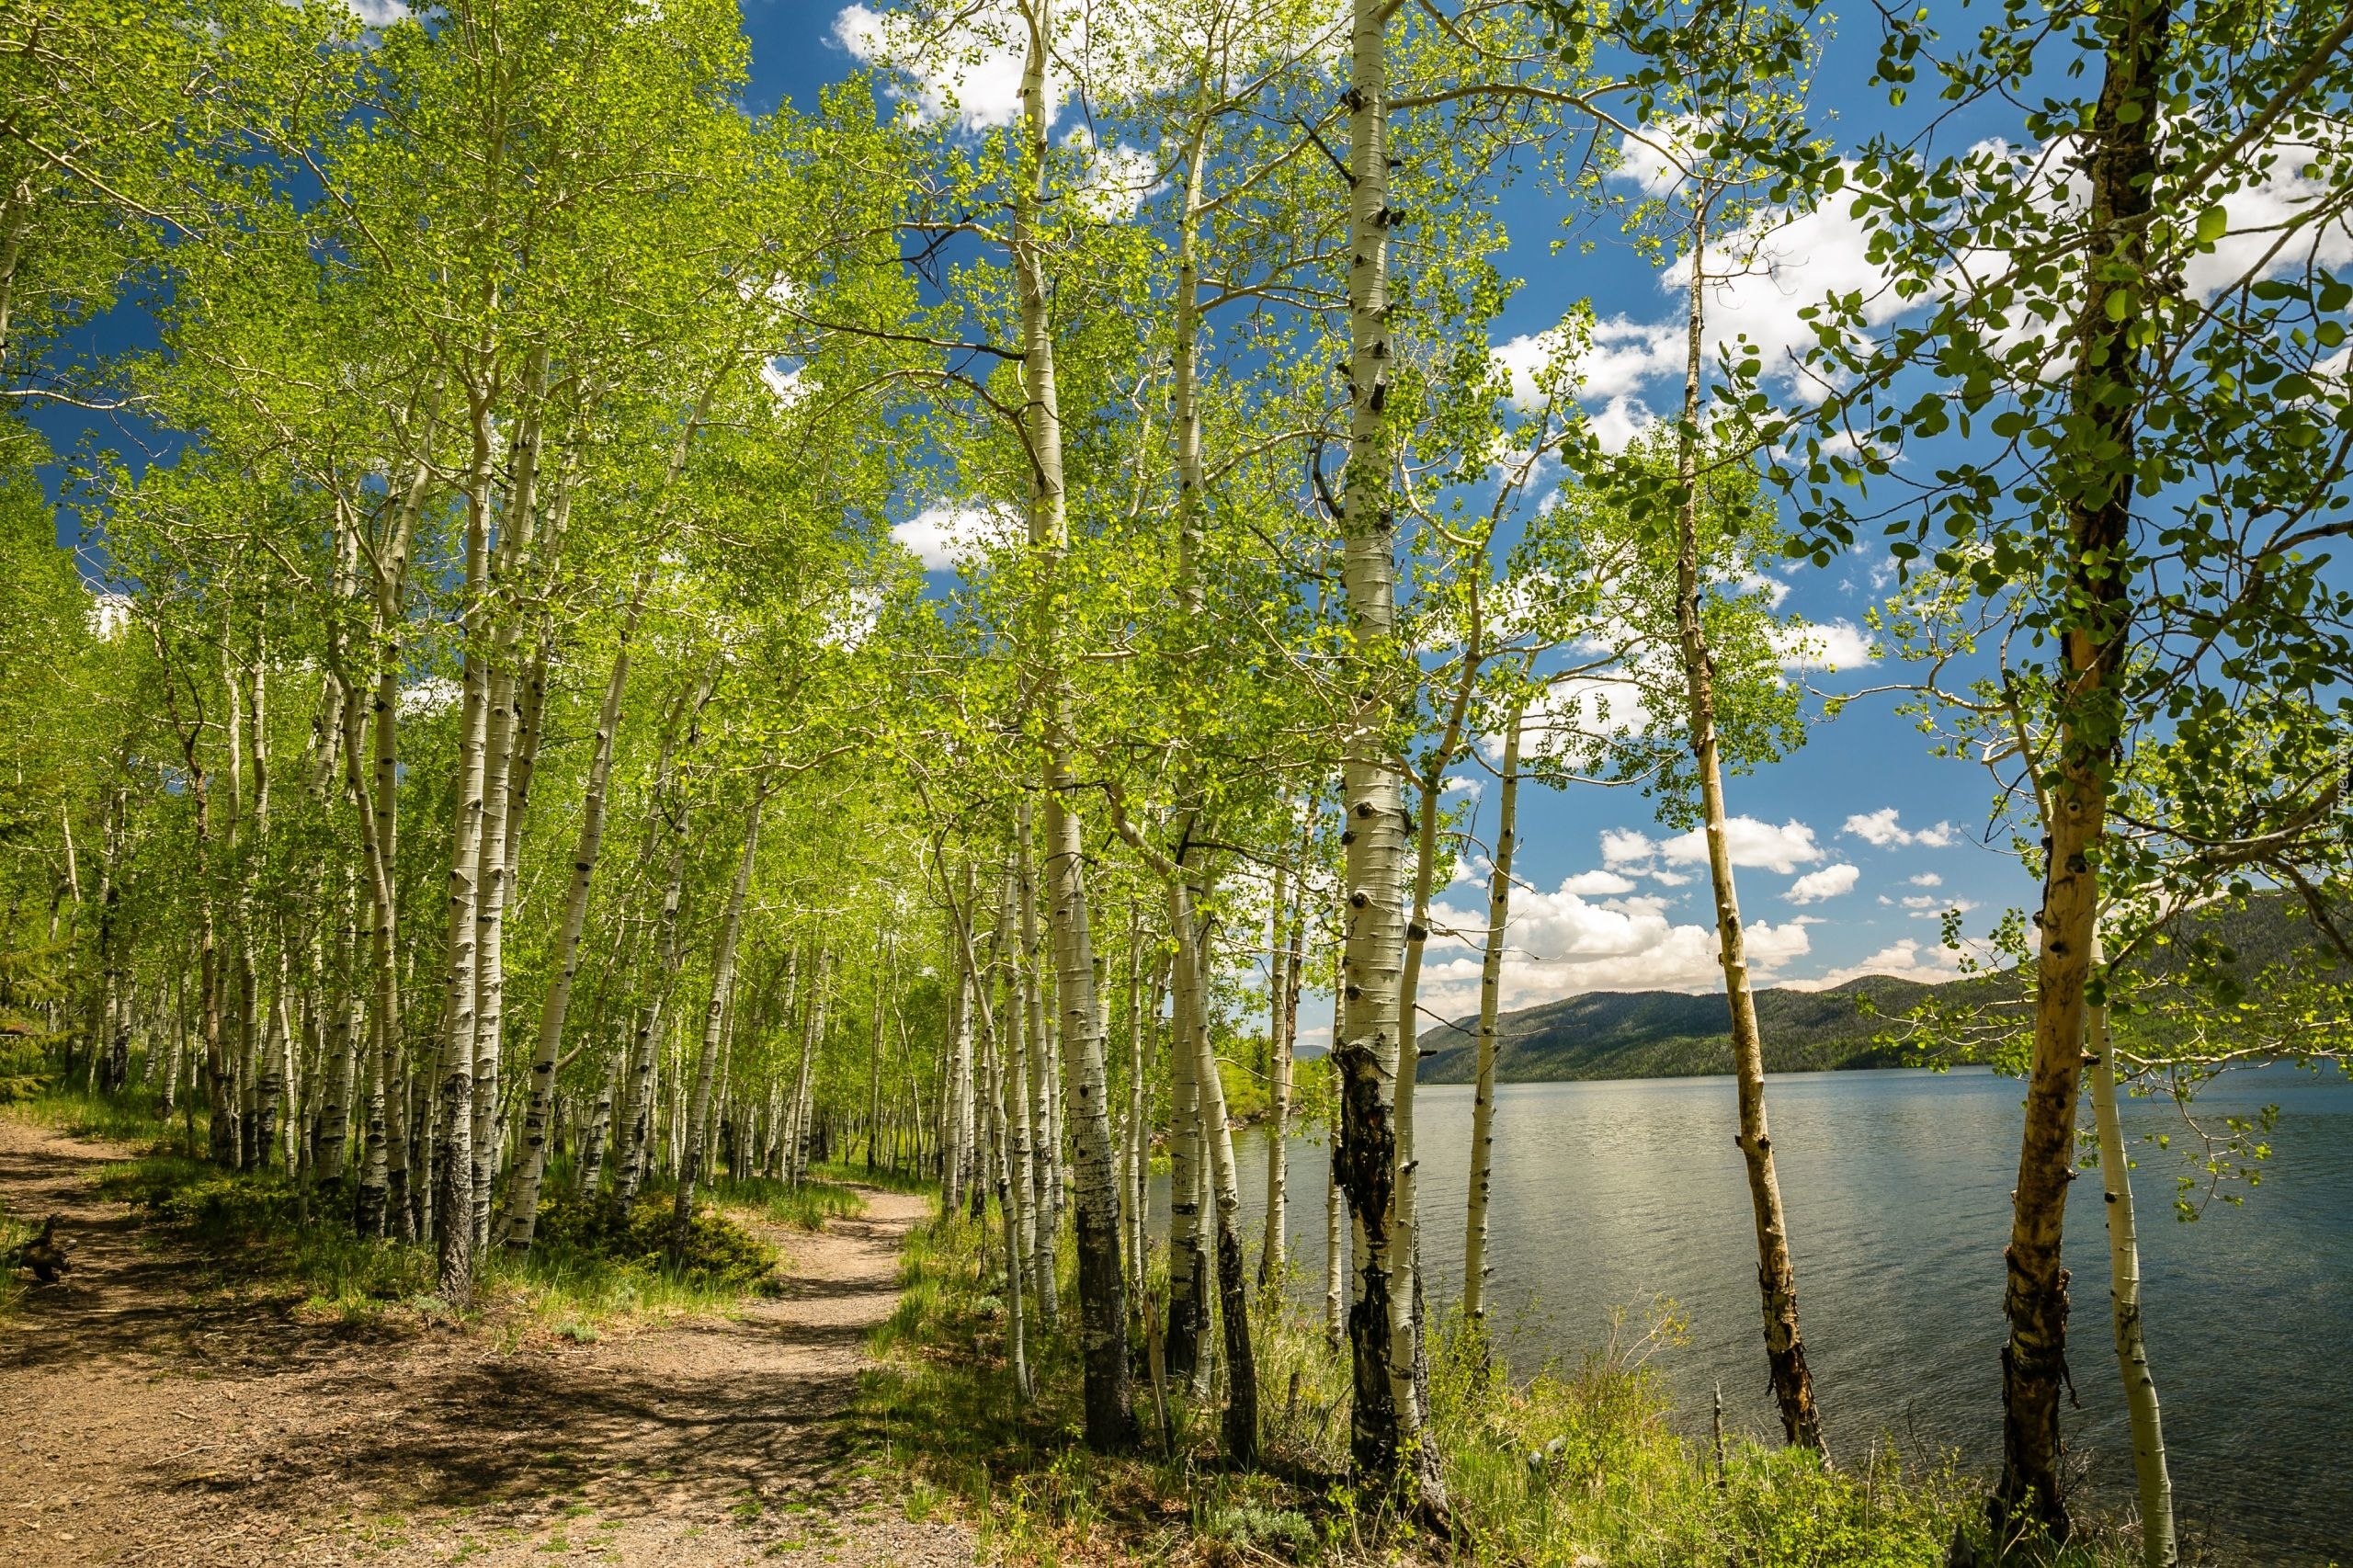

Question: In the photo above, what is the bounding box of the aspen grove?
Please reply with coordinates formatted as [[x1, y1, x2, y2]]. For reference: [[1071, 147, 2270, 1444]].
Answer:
[[3, 0, 2350, 1564]]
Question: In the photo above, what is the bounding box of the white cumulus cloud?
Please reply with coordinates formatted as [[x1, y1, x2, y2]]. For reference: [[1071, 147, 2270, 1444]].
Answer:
[[1843, 808, 1956, 848], [1415, 881, 1816, 1017], [1789, 937, 1964, 990], [833, 4, 1041, 131], [1770, 619, 1875, 672], [1784, 863, 1859, 904], [1909, 898, 1979, 920], [890, 501, 1017, 571], [1659, 816, 1824, 875]]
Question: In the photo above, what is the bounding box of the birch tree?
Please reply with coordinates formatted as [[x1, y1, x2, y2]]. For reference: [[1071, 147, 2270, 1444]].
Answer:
[[1774, 0, 2353, 1542]]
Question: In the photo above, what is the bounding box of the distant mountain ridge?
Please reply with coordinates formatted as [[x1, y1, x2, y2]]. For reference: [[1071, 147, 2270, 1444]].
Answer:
[[1415, 892, 2326, 1084], [1413, 973, 1990, 1083]]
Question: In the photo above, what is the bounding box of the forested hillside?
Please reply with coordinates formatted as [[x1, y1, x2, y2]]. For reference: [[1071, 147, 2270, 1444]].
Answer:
[[1418, 892, 2336, 1082], [1415, 975, 1974, 1081], [3, 0, 2350, 1565]]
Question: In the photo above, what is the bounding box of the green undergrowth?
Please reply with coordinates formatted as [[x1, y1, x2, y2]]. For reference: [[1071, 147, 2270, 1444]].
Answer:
[[850, 1216, 2143, 1568], [0, 1028, 58, 1104], [0, 1191, 31, 1319], [699, 1170, 871, 1230], [11, 1081, 202, 1148], [810, 1157, 940, 1197], [77, 1137, 790, 1335]]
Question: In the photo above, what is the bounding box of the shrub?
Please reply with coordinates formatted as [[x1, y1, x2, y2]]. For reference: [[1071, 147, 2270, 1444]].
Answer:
[[531, 1192, 782, 1293]]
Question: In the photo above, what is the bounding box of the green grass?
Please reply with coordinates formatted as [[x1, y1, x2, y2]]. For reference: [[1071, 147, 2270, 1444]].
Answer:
[[11, 1082, 198, 1149], [848, 1215, 2145, 1568], [699, 1171, 871, 1230], [2, 1086, 803, 1333], [810, 1158, 940, 1198], [0, 1190, 30, 1321], [75, 1139, 790, 1335]]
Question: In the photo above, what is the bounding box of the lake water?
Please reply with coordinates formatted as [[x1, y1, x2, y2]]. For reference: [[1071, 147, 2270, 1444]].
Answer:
[[1154, 1065, 2352, 1563]]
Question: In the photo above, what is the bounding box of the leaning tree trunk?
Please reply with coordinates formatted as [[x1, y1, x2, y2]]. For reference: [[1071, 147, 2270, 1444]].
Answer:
[[505, 577, 649, 1251], [2087, 935, 2176, 1567], [1667, 214, 1825, 1456], [1010, 0, 1133, 1451], [1463, 698, 1523, 1325], [613, 688, 707, 1216], [1172, 881, 1257, 1464], [1336, 0, 1443, 1518], [1990, 2, 2164, 1548], [670, 785, 767, 1265]]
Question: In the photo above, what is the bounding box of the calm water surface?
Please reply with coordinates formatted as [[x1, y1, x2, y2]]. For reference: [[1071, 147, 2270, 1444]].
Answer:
[[1155, 1066, 2351, 1562]]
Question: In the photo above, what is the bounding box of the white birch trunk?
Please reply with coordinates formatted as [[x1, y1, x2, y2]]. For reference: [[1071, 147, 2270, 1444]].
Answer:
[[1165, 896, 1209, 1387], [1336, 0, 1440, 1511], [993, 887, 1037, 1401], [983, 1015, 1029, 1402], [2088, 934, 2176, 1567], [1462, 699, 1522, 1324], [1171, 881, 1256, 1462], [1011, 0, 1132, 1447], [945, 886, 975, 1212], [1014, 803, 1059, 1326], [466, 404, 551, 1256], [433, 397, 499, 1300], [789, 949, 830, 1185], [670, 786, 766, 1260], [1668, 226, 1825, 1453], [504, 575, 649, 1250], [1260, 854, 1303, 1286]]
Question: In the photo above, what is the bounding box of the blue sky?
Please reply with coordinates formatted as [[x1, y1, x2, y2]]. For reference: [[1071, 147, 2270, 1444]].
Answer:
[[739, 0, 2043, 1010]]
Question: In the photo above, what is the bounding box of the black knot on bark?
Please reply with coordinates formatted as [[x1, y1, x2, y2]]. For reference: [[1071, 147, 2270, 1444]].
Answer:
[[1339, 829, 1356, 845], [1348, 891, 1370, 909], [1406, 923, 1427, 942], [1355, 801, 1376, 819]]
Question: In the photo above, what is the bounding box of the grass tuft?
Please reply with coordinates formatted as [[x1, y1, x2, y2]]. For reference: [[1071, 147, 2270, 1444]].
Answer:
[[699, 1171, 871, 1231], [847, 1213, 2143, 1567], [35, 1097, 795, 1335], [12, 1083, 197, 1149]]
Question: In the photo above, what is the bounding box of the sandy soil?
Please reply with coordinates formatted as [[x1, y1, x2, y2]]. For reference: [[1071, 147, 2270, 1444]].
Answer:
[[0, 1117, 977, 1567]]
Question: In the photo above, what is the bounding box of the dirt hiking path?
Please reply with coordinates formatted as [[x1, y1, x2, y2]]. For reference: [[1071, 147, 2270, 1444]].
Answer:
[[0, 1117, 976, 1567]]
